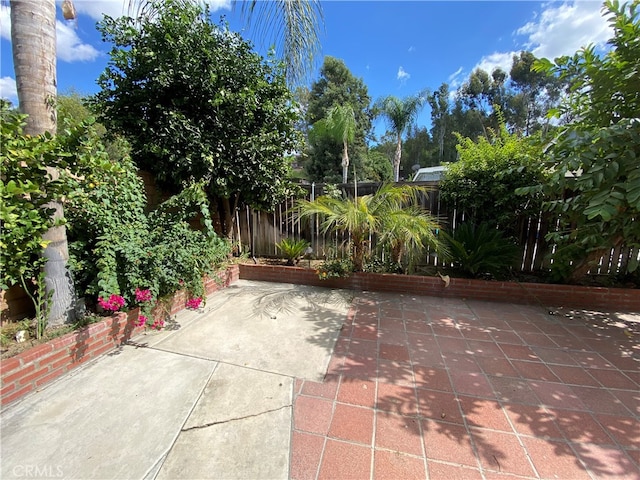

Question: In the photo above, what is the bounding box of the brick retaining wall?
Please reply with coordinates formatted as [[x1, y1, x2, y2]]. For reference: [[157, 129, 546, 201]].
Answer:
[[0, 266, 239, 408], [238, 264, 640, 312]]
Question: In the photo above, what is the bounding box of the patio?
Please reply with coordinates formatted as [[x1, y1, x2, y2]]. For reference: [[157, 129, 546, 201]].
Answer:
[[291, 291, 639, 479], [1, 280, 638, 479]]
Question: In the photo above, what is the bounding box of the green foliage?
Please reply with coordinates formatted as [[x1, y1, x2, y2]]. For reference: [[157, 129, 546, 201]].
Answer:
[[309, 104, 357, 182], [442, 222, 520, 278], [360, 150, 393, 183], [61, 122, 231, 306], [316, 258, 354, 279], [297, 184, 442, 272], [57, 90, 130, 163], [0, 102, 71, 289], [275, 238, 311, 265], [440, 124, 545, 238], [305, 57, 372, 182], [524, 0, 640, 281], [91, 0, 300, 237], [374, 92, 428, 181]]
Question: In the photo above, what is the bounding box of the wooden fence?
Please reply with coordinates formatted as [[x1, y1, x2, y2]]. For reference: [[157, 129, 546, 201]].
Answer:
[[235, 181, 639, 277]]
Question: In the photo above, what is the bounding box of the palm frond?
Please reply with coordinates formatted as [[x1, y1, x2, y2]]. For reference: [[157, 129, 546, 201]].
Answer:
[[127, 0, 323, 85]]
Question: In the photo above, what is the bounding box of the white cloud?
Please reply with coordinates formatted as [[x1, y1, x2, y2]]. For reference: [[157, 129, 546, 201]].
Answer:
[[516, 1, 612, 60], [461, 1, 612, 88], [0, 76, 18, 104], [1, 5, 11, 40], [397, 66, 410, 82], [2, 5, 99, 62], [57, 20, 100, 62], [448, 66, 464, 86], [473, 51, 515, 76], [408, 46, 415, 53], [71, 0, 231, 21], [71, 0, 129, 21]]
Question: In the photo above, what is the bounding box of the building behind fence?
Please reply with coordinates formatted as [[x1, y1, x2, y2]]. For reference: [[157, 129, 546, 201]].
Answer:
[[236, 181, 638, 277]]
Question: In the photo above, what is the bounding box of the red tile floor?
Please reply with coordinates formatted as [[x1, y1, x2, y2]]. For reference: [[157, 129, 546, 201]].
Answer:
[[290, 292, 640, 480]]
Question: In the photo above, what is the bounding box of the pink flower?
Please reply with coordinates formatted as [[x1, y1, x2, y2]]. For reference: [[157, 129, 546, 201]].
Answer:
[[136, 315, 148, 327], [135, 288, 152, 303], [98, 294, 126, 312], [186, 297, 202, 310], [150, 319, 165, 330]]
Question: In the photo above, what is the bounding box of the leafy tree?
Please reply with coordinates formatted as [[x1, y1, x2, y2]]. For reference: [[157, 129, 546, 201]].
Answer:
[[440, 125, 545, 239], [309, 104, 357, 183], [402, 125, 435, 174], [522, 0, 640, 281], [91, 0, 300, 239], [57, 91, 130, 163], [428, 83, 457, 163], [374, 92, 428, 182], [305, 57, 372, 182], [509, 51, 565, 136], [129, 0, 323, 86], [297, 184, 442, 272], [360, 151, 393, 183]]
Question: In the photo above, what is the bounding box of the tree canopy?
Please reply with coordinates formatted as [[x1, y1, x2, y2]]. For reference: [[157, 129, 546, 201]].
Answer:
[[521, 0, 640, 281], [305, 57, 371, 182], [90, 0, 300, 237]]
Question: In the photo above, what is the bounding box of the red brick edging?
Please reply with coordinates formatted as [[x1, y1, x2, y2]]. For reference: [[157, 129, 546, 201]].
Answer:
[[0, 265, 239, 408], [238, 264, 640, 312]]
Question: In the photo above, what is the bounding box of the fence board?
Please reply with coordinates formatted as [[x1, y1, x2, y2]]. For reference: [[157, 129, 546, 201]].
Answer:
[[234, 181, 632, 277]]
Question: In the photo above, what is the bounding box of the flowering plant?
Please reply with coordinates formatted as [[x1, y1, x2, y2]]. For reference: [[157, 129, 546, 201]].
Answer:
[[135, 287, 152, 303], [186, 297, 203, 310], [98, 294, 126, 312]]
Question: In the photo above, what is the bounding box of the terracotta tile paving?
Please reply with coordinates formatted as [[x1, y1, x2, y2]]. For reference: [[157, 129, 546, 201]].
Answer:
[[290, 294, 640, 480]]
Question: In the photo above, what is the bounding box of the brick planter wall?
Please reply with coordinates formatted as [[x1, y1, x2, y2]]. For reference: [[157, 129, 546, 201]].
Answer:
[[0, 265, 239, 408], [238, 264, 640, 312]]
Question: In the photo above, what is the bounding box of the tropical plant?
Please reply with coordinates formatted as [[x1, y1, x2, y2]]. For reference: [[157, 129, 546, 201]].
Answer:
[[520, 0, 640, 281], [275, 238, 311, 266], [441, 222, 520, 278], [374, 92, 428, 181], [309, 104, 356, 183], [91, 0, 301, 241], [297, 184, 442, 272], [129, 0, 322, 86], [9, 0, 77, 325], [305, 57, 372, 182]]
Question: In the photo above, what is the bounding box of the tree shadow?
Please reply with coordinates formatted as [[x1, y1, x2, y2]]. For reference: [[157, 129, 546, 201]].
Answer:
[[291, 286, 639, 479]]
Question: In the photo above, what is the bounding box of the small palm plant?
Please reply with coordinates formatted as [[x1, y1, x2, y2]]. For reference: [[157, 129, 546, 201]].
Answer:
[[441, 222, 520, 278], [275, 238, 311, 266], [297, 184, 443, 272]]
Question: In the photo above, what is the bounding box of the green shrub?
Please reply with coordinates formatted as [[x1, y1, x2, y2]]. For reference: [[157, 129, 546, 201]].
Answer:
[[0, 102, 72, 289], [275, 238, 310, 266], [316, 258, 354, 279], [61, 123, 231, 310], [442, 222, 520, 278]]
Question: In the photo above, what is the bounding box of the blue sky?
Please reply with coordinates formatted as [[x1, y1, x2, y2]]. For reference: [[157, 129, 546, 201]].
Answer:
[[0, 1, 613, 136]]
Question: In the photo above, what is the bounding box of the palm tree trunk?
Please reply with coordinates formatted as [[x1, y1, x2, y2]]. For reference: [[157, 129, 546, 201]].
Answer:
[[393, 134, 402, 182], [11, 0, 76, 325], [342, 140, 349, 183]]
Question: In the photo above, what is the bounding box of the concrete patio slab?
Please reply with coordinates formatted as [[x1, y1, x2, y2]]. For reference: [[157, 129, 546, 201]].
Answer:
[[157, 363, 293, 479], [0, 347, 215, 480], [150, 280, 354, 381]]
